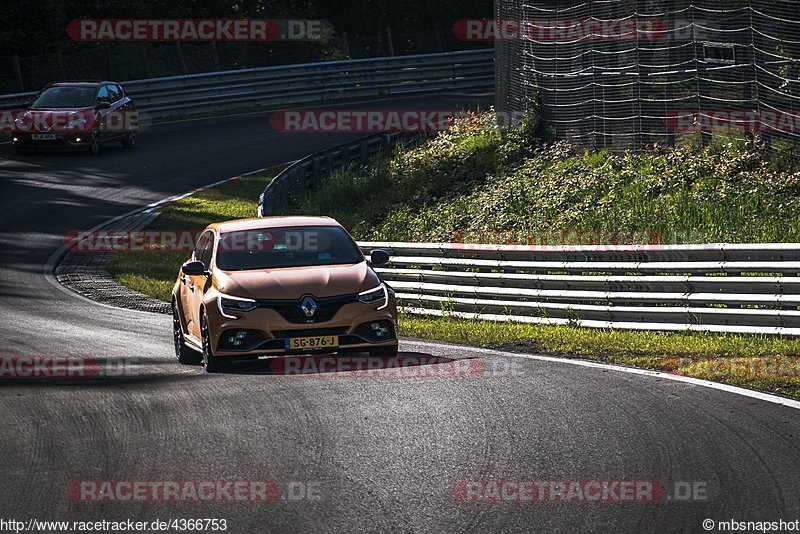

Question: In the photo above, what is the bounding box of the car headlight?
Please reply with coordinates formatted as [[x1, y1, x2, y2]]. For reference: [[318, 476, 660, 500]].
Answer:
[[218, 293, 258, 319], [358, 283, 388, 310], [13, 115, 30, 128]]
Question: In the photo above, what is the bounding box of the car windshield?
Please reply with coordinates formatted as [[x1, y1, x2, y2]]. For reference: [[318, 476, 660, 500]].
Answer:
[[30, 86, 96, 109], [216, 225, 364, 271]]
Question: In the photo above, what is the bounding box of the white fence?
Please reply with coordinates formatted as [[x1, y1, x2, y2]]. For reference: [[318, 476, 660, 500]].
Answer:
[[358, 242, 800, 336]]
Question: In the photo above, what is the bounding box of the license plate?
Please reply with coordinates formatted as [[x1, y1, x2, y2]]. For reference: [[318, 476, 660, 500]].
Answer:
[[286, 335, 339, 351], [32, 133, 55, 140]]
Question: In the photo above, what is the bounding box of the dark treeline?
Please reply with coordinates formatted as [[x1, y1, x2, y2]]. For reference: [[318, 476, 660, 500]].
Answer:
[[0, 0, 492, 57]]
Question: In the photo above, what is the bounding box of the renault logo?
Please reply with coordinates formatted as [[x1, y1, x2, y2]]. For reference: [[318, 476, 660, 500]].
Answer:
[[300, 296, 318, 318]]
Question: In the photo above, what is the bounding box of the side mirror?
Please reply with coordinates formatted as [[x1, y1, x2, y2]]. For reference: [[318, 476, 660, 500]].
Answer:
[[182, 260, 207, 276], [369, 249, 390, 267], [95, 101, 111, 110]]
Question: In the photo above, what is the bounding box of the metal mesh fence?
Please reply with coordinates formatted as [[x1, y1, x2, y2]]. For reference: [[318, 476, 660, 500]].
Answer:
[[495, 0, 800, 151]]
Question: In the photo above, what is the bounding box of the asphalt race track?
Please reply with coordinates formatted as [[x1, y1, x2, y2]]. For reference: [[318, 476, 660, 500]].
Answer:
[[1, 93, 799, 534]]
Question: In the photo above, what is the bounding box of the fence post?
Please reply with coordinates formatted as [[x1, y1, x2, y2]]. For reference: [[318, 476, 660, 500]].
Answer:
[[210, 41, 221, 71], [341, 32, 351, 59], [176, 42, 188, 74], [325, 152, 336, 176], [12, 55, 24, 92], [141, 47, 153, 78], [434, 25, 446, 52], [313, 157, 321, 185], [297, 166, 307, 197], [56, 51, 66, 79], [279, 179, 288, 207], [386, 27, 395, 56], [106, 46, 114, 79]]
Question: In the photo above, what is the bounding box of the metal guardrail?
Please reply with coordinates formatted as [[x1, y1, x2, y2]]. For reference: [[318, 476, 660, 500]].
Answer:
[[357, 242, 800, 336], [0, 49, 494, 117]]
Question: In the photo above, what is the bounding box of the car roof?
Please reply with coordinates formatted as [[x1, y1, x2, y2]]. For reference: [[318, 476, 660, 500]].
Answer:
[[209, 216, 341, 233], [45, 81, 115, 88]]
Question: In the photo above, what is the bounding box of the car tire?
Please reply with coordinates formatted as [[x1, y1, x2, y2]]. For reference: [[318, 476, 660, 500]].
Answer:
[[121, 129, 136, 148], [13, 147, 29, 155], [369, 345, 399, 358], [86, 131, 100, 156], [201, 310, 228, 373], [173, 303, 201, 365]]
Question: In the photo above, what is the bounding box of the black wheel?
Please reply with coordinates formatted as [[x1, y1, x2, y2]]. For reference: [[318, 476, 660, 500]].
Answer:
[[86, 131, 100, 155], [201, 310, 228, 373], [173, 303, 201, 365], [13, 147, 29, 155], [121, 129, 136, 148], [369, 345, 399, 358]]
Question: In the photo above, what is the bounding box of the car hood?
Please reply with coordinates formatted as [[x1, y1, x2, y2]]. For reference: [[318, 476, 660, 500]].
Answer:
[[214, 262, 380, 301], [18, 108, 96, 131], [26, 106, 94, 114]]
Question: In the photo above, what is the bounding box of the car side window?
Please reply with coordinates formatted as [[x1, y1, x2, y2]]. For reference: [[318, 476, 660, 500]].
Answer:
[[194, 232, 209, 261], [109, 84, 123, 102], [96, 85, 111, 104]]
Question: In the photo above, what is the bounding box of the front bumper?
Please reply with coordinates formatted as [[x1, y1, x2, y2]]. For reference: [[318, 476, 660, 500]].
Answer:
[[206, 295, 399, 358], [12, 131, 92, 150]]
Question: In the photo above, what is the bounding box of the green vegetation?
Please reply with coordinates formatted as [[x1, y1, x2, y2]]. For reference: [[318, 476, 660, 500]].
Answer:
[[401, 315, 800, 398], [286, 111, 800, 244]]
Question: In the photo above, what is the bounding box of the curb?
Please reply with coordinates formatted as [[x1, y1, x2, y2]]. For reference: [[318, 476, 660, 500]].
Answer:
[[56, 209, 169, 314], [52, 168, 270, 315]]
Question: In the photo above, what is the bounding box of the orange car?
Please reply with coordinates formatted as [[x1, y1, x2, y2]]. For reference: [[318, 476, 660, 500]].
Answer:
[[172, 216, 398, 372]]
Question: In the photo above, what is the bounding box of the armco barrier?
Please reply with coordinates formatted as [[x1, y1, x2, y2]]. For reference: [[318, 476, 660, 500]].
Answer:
[[0, 50, 493, 117], [356, 242, 800, 336]]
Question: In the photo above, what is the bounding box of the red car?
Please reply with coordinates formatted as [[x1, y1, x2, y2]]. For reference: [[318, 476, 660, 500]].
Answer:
[[12, 81, 137, 155]]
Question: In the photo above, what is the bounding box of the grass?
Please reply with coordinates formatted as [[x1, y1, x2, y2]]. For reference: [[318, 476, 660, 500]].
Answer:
[[106, 114, 800, 398], [284, 112, 800, 244], [108, 164, 285, 302], [401, 315, 800, 398]]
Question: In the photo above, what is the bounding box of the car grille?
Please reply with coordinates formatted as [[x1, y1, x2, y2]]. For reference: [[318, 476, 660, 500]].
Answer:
[[258, 294, 358, 324]]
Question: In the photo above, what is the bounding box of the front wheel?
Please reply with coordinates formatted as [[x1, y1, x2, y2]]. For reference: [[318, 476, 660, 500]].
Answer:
[[121, 129, 136, 148], [86, 131, 100, 155], [173, 304, 201, 365], [201, 311, 228, 373]]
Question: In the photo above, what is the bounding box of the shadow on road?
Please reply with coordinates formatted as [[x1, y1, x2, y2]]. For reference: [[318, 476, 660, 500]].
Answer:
[[217, 351, 484, 378]]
